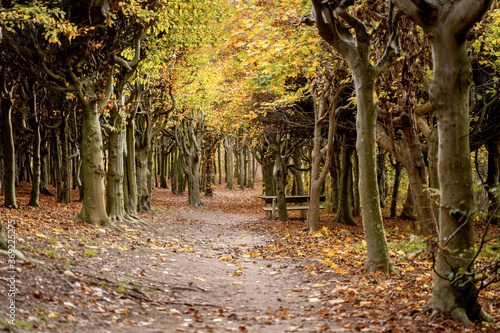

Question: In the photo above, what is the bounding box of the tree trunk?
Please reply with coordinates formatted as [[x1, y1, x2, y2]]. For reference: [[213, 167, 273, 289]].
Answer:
[[106, 111, 128, 222], [186, 154, 203, 206], [290, 148, 306, 218], [136, 147, 152, 212], [353, 69, 392, 273], [218, 143, 222, 185], [352, 150, 361, 217], [275, 150, 288, 222], [308, 86, 336, 231], [427, 34, 488, 323], [390, 161, 403, 218], [1, 91, 17, 208], [336, 139, 355, 225], [28, 92, 41, 207], [124, 121, 139, 218], [394, 0, 493, 324], [224, 136, 235, 190], [160, 141, 168, 189], [59, 116, 72, 204], [171, 147, 179, 194], [76, 104, 110, 226], [377, 151, 387, 208], [260, 154, 276, 196], [485, 139, 499, 224], [400, 183, 416, 220], [329, 144, 340, 214], [402, 121, 438, 236]]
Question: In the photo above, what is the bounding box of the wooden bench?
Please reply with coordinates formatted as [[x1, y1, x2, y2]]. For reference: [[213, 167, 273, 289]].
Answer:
[[258, 195, 326, 219]]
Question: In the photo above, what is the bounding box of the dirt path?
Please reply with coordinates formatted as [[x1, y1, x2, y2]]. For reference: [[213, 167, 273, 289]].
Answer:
[[0, 185, 344, 333], [4, 183, 498, 332]]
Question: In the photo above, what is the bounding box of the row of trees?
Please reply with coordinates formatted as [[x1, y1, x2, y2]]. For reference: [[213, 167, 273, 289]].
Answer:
[[0, 0, 499, 327]]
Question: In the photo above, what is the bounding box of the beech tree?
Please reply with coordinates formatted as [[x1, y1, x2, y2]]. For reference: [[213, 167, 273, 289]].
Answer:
[[394, 0, 494, 325], [305, 0, 399, 273]]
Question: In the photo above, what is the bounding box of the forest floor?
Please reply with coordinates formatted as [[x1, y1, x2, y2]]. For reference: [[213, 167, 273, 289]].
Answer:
[[0, 182, 500, 333]]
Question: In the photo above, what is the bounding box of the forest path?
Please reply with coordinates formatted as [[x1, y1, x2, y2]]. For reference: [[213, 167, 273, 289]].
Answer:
[[0, 184, 345, 333], [3, 182, 495, 333]]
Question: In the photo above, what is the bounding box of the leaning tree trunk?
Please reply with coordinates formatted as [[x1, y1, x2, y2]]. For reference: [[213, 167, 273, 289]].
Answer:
[[1, 90, 17, 208], [76, 104, 110, 227]]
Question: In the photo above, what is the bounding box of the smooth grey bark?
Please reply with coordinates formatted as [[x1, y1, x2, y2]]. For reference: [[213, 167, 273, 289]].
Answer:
[[310, 0, 396, 272], [394, 0, 494, 324]]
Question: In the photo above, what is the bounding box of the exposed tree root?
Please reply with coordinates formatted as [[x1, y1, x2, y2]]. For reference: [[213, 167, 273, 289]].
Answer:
[[451, 307, 474, 327], [0, 249, 45, 266], [424, 303, 493, 327], [479, 308, 494, 323], [109, 213, 147, 227]]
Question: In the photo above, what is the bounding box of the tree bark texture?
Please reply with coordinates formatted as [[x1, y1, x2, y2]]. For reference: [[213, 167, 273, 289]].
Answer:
[[1, 87, 17, 208], [310, 0, 394, 272], [394, 0, 494, 324], [76, 104, 110, 227], [336, 137, 355, 226]]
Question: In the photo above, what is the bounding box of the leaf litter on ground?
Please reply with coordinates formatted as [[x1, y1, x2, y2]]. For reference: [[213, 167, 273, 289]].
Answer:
[[0, 181, 499, 332]]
